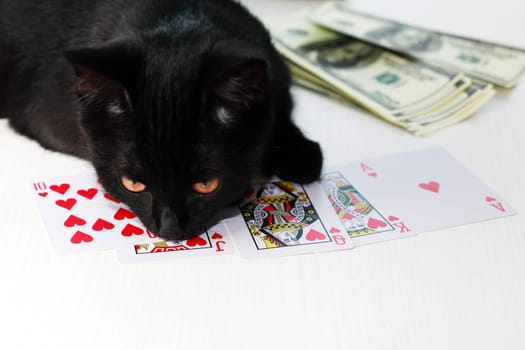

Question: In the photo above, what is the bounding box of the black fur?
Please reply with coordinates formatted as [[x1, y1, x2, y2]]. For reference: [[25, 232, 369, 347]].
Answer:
[[0, 0, 323, 239]]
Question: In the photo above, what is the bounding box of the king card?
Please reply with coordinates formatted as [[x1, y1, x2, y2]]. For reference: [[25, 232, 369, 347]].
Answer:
[[320, 171, 418, 246], [226, 180, 354, 259]]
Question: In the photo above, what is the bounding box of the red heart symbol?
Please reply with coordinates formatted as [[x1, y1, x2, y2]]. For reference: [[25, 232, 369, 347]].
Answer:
[[121, 223, 144, 237], [50, 183, 70, 195], [92, 218, 115, 232], [186, 236, 208, 247], [64, 214, 86, 228], [329, 227, 341, 234], [38, 192, 48, 197], [388, 215, 400, 222], [419, 181, 440, 193], [211, 233, 223, 240], [367, 217, 387, 229], [305, 229, 327, 241], [77, 188, 98, 200], [114, 207, 136, 220], [485, 196, 496, 203], [70, 231, 94, 244], [104, 193, 120, 203], [55, 198, 77, 210]]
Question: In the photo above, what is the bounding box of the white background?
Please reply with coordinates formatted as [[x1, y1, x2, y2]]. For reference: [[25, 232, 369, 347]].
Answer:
[[1, 1, 524, 349]]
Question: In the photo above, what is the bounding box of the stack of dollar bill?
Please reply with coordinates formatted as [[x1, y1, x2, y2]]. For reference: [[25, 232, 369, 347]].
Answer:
[[268, 2, 525, 136]]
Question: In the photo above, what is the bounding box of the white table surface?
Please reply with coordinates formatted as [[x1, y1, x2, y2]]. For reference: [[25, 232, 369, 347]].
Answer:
[[1, 1, 524, 349]]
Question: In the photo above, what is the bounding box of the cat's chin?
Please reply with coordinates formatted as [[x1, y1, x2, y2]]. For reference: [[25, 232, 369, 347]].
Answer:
[[156, 221, 216, 241]]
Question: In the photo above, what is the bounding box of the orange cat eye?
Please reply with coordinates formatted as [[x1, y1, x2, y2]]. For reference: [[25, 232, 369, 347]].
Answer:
[[120, 176, 147, 193], [192, 177, 220, 194]]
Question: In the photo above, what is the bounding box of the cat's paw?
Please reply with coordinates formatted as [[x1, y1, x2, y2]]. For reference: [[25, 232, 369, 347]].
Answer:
[[271, 138, 323, 184]]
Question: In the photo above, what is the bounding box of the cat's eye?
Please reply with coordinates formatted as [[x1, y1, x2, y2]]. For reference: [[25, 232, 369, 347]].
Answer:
[[120, 176, 147, 193], [192, 177, 220, 194]]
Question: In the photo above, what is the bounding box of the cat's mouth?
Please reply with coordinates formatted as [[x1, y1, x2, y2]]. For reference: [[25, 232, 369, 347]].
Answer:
[[150, 207, 211, 241], [162, 232, 203, 241], [157, 225, 208, 242]]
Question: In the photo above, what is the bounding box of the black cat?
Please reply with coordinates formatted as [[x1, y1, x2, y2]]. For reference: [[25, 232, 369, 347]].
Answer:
[[0, 0, 323, 240]]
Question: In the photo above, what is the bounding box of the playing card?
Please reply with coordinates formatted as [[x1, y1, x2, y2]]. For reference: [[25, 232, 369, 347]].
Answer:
[[116, 222, 234, 263], [320, 171, 418, 246], [30, 148, 514, 259], [30, 173, 155, 254], [325, 148, 515, 246], [226, 180, 354, 259]]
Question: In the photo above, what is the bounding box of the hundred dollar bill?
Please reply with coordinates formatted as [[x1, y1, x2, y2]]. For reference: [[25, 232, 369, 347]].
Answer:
[[269, 12, 466, 124], [292, 75, 359, 107], [291, 55, 493, 135], [391, 77, 471, 120], [411, 90, 495, 136], [310, 2, 525, 88], [288, 61, 366, 109], [289, 56, 479, 125], [406, 81, 493, 124], [290, 66, 352, 103], [287, 60, 343, 95], [404, 81, 495, 135]]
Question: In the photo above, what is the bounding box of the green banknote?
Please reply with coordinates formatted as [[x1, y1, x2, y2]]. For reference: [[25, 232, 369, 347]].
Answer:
[[310, 2, 525, 88]]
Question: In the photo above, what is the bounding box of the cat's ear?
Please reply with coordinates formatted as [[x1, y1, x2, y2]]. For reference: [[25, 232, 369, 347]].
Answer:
[[210, 58, 267, 111], [64, 40, 140, 112]]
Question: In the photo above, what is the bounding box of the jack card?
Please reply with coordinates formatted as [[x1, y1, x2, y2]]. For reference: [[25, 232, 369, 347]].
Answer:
[[116, 222, 233, 263]]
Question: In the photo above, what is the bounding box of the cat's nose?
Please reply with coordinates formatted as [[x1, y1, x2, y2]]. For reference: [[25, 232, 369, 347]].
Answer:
[[157, 208, 185, 240], [158, 218, 183, 240]]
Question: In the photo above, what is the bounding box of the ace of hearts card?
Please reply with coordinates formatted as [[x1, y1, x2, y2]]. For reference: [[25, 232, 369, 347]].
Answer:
[[226, 180, 354, 259], [322, 148, 516, 246]]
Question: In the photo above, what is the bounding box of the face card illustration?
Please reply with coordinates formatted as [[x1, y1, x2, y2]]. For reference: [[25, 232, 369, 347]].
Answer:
[[329, 148, 516, 241], [321, 172, 417, 246], [31, 173, 157, 254], [116, 223, 233, 263], [228, 181, 353, 259]]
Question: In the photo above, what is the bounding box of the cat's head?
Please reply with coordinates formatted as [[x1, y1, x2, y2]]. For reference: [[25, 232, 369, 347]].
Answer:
[[65, 36, 279, 240]]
